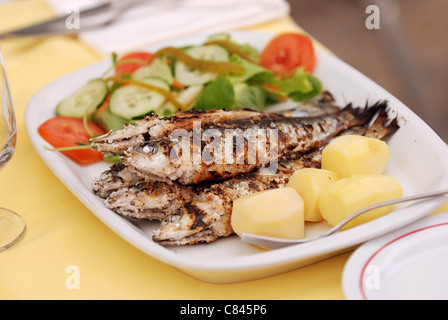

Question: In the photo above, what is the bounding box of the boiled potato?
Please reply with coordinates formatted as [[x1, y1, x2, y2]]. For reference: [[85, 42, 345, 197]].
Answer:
[[322, 135, 390, 178], [231, 187, 305, 239], [286, 168, 339, 222], [318, 174, 402, 229]]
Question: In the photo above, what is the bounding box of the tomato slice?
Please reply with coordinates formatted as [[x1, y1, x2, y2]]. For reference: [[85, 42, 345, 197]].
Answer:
[[115, 51, 154, 78], [260, 33, 316, 75], [38, 116, 107, 165]]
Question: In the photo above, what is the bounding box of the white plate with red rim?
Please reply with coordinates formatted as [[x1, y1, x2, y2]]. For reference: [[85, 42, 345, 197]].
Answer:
[[342, 211, 448, 300], [25, 31, 448, 283]]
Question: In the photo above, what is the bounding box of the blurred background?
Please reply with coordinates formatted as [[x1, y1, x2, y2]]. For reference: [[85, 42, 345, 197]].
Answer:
[[286, 0, 448, 141]]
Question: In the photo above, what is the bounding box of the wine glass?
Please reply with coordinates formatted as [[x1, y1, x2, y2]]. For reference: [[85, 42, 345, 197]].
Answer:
[[0, 47, 25, 252]]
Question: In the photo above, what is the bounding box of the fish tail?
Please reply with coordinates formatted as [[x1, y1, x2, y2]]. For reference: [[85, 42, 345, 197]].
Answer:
[[364, 101, 400, 140], [343, 100, 383, 123]]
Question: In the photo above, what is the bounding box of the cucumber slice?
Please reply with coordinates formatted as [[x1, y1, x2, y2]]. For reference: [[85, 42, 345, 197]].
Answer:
[[175, 44, 229, 86], [96, 106, 129, 131], [157, 84, 203, 117], [56, 79, 107, 118], [156, 102, 178, 118], [132, 58, 174, 85], [109, 77, 170, 120], [176, 84, 204, 105]]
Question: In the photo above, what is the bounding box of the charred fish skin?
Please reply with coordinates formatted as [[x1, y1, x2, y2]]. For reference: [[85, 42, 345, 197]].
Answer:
[[153, 102, 399, 246], [122, 103, 381, 185], [104, 181, 198, 221]]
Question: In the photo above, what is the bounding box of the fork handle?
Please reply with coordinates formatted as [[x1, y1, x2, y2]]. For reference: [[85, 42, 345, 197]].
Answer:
[[241, 188, 448, 249], [324, 188, 448, 237]]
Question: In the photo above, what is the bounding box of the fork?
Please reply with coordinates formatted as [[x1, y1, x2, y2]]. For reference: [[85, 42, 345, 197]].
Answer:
[[241, 188, 448, 249]]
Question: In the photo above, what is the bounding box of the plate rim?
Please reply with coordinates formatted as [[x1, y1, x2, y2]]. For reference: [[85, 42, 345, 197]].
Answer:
[[342, 210, 448, 300], [24, 30, 448, 282]]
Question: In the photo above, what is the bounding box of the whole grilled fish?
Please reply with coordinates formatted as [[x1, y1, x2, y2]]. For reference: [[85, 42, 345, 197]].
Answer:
[[122, 103, 380, 185], [89, 91, 340, 156], [153, 104, 399, 245], [90, 108, 267, 156]]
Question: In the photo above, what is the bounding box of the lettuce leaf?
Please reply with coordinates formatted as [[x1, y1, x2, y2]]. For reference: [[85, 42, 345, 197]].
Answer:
[[225, 54, 266, 84], [192, 77, 235, 110], [289, 75, 322, 102], [248, 67, 322, 102], [249, 68, 313, 94], [233, 83, 267, 111]]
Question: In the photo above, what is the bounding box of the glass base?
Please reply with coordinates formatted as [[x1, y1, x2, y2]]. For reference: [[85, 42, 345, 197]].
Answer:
[[0, 208, 26, 252]]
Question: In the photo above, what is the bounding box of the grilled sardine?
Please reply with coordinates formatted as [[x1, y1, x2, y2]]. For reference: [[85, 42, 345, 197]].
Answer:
[[90, 109, 266, 156], [89, 91, 339, 156]]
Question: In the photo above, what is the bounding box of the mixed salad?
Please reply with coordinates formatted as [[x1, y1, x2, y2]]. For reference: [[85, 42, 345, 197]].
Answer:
[[38, 32, 322, 165]]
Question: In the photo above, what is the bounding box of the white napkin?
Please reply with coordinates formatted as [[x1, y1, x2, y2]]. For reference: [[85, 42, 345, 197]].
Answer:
[[45, 0, 290, 56]]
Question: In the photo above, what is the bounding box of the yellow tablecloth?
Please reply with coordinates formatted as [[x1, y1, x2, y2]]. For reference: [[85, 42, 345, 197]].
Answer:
[[1, 0, 447, 300]]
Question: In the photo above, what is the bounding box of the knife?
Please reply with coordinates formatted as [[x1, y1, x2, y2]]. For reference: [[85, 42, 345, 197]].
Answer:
[[0, 0, 147, 39]]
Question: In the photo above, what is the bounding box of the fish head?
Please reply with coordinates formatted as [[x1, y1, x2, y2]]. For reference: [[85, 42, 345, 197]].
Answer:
[[123, 139, 188, 182]]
